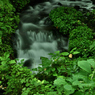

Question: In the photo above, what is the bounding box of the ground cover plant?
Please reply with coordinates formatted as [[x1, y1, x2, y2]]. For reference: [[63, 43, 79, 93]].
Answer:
[[0, 0, 95, 95]]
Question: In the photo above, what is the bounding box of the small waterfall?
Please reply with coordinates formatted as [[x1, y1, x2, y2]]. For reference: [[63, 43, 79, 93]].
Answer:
[[12, 0, 95, 74], [15, 23, 69, 74]]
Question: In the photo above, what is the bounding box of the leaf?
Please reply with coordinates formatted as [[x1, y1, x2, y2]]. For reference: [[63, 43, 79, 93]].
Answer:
[[78, 60, 91, 73], [64, 84, 73, 91], [0, 52, 10, 61], [74, 91, 84, 95], [21, 59, 25, 63], [9, 18, 14, 21], [1, 61, 7, 65], [54, 51, 60, 54], [54, 76, 67, 86], [72, 80, 82, 87], [87, 59, 95, 69], [72, 51, 80, 55], [89, 41, 95, 50], [64, 84, 75, 95], [58, 57, 65, 61], [81, 82, 94, 87], [9, 60, 16, 64], [4, 52, 10, 59], [48, 53, 54, 56], [22, 87, 26, 91], [70, 47, 77, 54], [60, 52, 69, 56], [53, 73, 58, 76]]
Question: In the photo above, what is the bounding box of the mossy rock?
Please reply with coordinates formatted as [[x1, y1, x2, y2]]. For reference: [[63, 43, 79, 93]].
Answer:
[[49, 6, 85, 35], [69, 25, 93, 58]]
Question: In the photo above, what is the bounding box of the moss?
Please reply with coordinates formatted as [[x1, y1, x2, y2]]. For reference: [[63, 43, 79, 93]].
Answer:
[[49, 6, 85, 35]]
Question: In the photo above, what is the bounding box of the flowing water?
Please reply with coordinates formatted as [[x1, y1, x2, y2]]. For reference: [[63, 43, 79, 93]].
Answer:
[[12, 0, 95, 74]]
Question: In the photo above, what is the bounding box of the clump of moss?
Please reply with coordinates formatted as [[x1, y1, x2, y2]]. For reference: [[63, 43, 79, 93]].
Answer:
[[69, 24, 93, 58], [49, 6, 85, 35]]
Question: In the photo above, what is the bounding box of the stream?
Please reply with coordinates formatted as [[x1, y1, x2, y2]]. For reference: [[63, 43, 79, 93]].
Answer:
[[12, 0, 95, 74]]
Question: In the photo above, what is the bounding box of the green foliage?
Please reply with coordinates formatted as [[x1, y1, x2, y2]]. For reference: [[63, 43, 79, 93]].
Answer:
[[1, 48, 94, 95], [78, 60, 91, 73], [0, 0, 17, 33], [0, 1, 95, 95], [34, 49, 80, 81], [69, 24, 93, 40], [49, 5, 95, 58], [49, 6, 85, 35], [0, 52, 48, 95], [0, 0, 20, 57], [1, 47, 95, 94], [69, 47, 80, 54], [69, 25, 93, 58]]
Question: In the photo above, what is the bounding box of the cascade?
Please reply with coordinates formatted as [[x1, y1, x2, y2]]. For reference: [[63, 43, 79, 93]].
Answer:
[[12, 0, 95, 74]]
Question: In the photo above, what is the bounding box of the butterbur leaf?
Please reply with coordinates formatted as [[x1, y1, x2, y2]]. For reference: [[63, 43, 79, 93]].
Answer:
[[64, 84, 75, 94], [78, 60, 91, 73], [87, 59, 95, 69]]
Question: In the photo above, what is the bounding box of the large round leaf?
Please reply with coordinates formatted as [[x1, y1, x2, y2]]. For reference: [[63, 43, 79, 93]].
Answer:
[[78, 60, 91, 73]]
